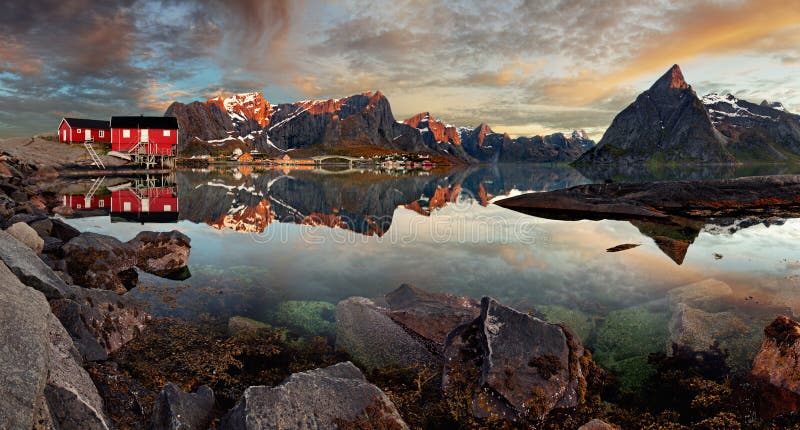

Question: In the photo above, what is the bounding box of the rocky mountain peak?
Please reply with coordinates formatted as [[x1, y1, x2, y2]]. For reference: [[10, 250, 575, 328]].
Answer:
[[403, 112, 461, 145], [650, 64, 690, 92], [760, 100, 788, 112], [206, 92, 273, 128]]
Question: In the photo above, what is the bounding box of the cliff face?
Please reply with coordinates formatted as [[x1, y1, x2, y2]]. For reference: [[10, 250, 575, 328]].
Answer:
[[575, 65, 734, 165]]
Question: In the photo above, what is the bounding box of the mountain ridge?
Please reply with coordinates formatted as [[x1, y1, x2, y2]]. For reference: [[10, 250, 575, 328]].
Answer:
[[165, 91, 595, 164]]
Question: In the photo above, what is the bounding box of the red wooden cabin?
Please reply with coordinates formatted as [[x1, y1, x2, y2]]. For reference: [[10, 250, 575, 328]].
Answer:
[[58, 118, 111, 143], [110, 116, 179, 156]]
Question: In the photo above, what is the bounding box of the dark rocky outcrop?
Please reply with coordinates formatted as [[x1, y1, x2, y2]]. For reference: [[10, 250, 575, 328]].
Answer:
[[443, 297, 594, 421], [62, 230, 192, 292], [152, 383, 215, 430], [496, 175, 800, 220], [575, 65, 733, 165], [62, 232, 138, 293], [219, 362, 408, 430]]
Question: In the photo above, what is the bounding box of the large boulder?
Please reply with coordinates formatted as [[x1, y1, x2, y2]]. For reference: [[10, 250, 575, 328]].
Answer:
[[6, 221, 44, 254], [62, 232, 138, 293], [44, 313, 112, 430], [50, 285, 150, 361], [443, 297, 593, 422], [128, 230, 191, 279], [219, 362, 408, 430], [336, 296, 436, 371], [152, 383, 215, 430], [0, 261, 51, 429], [385, 283, 480, 347]]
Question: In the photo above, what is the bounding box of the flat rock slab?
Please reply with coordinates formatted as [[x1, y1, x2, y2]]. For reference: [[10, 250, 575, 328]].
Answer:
[[496, 175, 800, 220], [0, 261, 51, 429], [336, 296, 436, 371], [0, 229, 67, 299], [385, 283, 480, 347], [219, 362, 408, 430]]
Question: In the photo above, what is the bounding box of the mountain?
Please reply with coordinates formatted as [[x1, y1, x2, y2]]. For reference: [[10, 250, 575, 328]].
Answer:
[[575, 64, 733, 165], [166, 92, 594, 163], [702, 93, 800, 162], [576, 64, 800, 165]]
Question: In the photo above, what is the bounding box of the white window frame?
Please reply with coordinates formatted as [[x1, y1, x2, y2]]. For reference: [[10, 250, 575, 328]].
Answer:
[[99, 130, 105, 138], [98, 200, 104, 208], [77, 129, 82, 133], [122, 129, 130, 138], [163, 129, 171, 137]]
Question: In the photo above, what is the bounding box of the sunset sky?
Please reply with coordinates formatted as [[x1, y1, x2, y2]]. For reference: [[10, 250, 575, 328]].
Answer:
[[2, 0, 799, 139]]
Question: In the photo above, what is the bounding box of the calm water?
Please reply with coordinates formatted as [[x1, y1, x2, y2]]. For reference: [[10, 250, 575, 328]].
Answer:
[[58, 164, 800, 386]]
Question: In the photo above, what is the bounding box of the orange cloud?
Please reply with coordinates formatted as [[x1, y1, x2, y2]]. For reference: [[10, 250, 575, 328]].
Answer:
[[542, 0, 800, 104]]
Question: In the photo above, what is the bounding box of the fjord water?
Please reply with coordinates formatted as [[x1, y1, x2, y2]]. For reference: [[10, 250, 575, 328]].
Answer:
[[61, 164, 800, 384]]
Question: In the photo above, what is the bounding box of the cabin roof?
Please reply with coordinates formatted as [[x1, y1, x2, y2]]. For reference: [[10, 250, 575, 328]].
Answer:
[[63, 118, 110, 129], [110, 116, 179, 129]]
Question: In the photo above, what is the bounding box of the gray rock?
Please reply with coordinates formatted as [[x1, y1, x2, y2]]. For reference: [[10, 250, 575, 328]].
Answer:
[[335, 296, 436, 371], [50, 285, 149, 360], [443, 297, 591, 421], [152, 383, 215, 430], [0, 229, 66, 299], [44, 313, 112, 430], [6, 221, 44, 254], [0, 261, 51, 429], [219, 362, 408, 430]]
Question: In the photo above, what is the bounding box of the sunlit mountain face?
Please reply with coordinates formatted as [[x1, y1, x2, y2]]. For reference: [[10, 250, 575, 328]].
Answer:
[[3, 1, 799, 141]]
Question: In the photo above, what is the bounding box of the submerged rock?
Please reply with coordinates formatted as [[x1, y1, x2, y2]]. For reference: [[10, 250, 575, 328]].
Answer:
[[219, 362, 408, 430], [443, 297, 594, 421], [128, 230, 191, 279], [6, 221, 44, 254], [152, 383, 215, 430], [0, 229, 67, 298], [336, 296, 436, 370], [227, 316, 270, 336], [273, 300, 336, 337]]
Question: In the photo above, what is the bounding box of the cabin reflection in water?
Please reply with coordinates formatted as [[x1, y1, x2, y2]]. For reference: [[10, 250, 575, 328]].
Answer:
[[60, 175, 179, 224]]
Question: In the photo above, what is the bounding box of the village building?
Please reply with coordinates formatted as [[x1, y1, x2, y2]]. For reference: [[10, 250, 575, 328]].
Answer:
[[110, 116, 179, 156], [58, 118, 110, 143]]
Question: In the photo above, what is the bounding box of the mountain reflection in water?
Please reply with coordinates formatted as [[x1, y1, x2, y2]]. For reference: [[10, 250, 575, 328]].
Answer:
[[59, 164, 800, 384]]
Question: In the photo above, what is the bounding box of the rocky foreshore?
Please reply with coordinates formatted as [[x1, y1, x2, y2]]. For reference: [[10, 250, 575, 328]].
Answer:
[[2, 150, 800, 428]]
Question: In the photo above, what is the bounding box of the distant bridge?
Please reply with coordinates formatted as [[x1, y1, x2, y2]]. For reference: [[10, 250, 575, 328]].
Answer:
[[310, 155, 366, 166]]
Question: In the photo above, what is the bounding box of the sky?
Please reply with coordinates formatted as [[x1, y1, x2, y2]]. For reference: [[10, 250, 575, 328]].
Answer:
[[1, 0, 799, 139]]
